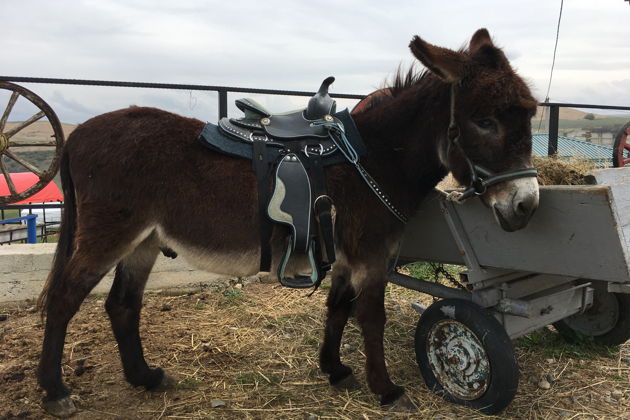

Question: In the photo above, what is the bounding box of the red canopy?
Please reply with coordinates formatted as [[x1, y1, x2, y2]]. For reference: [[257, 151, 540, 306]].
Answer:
[[0, 172, 63, 204]]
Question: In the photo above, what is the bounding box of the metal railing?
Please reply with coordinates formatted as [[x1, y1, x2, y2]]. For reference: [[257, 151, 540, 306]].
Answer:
[[0, 214, 38, 244], [2, 75, 629, 156], [0, 76, 365, 120], [0, 203, 62, 243], [539, 102, 630, 155]]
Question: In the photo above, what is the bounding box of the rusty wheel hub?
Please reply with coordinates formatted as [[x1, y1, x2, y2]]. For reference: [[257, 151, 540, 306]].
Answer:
[[0, 133, 8, 154], [426, 319, 490, 400]]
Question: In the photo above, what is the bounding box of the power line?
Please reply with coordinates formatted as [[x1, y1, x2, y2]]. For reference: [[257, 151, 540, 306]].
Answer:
[[538, 0, 564, 132]]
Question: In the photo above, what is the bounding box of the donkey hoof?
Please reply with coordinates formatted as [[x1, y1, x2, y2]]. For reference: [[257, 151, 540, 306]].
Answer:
[[385, 393, 417, 413], [332, 373, 360, 391], [151, 373, 178, 392], [43, 396, 77, 418]]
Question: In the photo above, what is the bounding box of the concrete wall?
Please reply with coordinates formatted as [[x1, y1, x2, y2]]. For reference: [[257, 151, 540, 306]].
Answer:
[[0, 243, 233, 306]]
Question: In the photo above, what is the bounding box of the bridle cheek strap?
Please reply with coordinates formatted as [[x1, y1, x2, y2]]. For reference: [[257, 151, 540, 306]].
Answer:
[[445, 83, 538, 202]]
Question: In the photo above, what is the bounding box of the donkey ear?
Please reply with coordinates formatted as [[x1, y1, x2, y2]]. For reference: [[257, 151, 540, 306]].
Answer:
[[469, 28, 494, 53], [409, 36, 468, 83], [469, 28, 507, 69]]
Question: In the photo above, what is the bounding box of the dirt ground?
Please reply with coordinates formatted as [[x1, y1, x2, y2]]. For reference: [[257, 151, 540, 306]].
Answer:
[[1, 282, 629, 419]]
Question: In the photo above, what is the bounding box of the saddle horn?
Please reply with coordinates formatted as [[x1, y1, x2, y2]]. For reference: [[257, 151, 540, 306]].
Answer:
[[305, 76, 336, 120]]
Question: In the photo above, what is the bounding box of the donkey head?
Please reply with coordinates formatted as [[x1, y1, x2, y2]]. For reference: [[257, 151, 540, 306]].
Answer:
[[411, 29, 539, 232]]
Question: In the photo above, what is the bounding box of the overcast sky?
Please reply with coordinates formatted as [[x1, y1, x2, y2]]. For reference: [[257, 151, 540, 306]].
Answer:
[[2, 0, 630, 124]]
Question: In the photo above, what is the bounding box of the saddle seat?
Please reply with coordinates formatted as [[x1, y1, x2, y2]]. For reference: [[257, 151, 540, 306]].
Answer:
[[218, 77, 340, 154]]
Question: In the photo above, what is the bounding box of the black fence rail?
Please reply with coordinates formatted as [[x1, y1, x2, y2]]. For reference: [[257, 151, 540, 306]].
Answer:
[[2, 75, 629, 157], [0, 76, 365, 120], [540, 102, 630, 155]]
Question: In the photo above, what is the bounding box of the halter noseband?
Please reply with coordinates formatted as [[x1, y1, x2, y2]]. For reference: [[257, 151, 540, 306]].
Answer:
[[446, 83, 538, 201]]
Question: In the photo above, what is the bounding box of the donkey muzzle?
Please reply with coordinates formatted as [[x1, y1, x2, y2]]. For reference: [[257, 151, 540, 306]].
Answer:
[[486, 176, 539, 232]]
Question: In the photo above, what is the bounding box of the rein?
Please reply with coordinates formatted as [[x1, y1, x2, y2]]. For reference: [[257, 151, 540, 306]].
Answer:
[[314, 120, 409, 224], [439, 84, 538, 202]]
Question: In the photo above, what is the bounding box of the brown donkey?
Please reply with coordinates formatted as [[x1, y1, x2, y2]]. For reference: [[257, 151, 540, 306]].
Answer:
[[38, 28, 539, 417]]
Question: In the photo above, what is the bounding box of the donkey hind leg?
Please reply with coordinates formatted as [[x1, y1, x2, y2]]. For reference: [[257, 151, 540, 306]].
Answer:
[[355, 276, 415, 410], [319, 272, 360, 389], [39, 256, 116, 417], [105, 234, 175, 390]]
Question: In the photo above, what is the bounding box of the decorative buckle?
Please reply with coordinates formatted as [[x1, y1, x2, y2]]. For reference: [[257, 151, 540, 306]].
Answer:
[[303, 143, 324, 158], [249, 132, 268, 142]]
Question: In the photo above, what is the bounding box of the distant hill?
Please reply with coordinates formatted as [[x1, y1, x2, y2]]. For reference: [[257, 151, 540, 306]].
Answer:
[[5, 121, 77, 143], [533, 106, 606, 121]]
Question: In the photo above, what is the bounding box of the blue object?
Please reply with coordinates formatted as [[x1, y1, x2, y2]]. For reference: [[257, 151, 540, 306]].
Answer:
[[0, 214, 38, 243], [532, 133, 614, 166]]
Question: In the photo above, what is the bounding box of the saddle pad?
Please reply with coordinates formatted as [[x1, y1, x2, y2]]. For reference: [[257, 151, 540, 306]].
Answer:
[[199, 109, 367, 166]]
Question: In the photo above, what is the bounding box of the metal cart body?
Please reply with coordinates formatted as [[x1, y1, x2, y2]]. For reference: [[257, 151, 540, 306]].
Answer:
[[395, 167, 630, 339]]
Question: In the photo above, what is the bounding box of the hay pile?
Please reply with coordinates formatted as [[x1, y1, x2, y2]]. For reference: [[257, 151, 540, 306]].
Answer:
[[532, 155, 596, 186]]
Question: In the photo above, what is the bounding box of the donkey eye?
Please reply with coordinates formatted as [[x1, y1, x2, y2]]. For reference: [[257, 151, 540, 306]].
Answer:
[[475, 119, 495, 130]]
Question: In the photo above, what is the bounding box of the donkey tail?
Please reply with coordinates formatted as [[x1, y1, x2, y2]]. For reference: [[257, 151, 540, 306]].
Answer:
[[37, 147, 76, 316]]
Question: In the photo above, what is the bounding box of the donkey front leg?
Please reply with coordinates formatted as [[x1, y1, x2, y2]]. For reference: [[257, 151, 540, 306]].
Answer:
[[319, 273, 359, 389], [354, 276, 415, 410]]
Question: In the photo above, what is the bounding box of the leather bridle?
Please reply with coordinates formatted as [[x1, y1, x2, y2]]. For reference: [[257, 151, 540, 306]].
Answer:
[[445, 83, 538, 202]]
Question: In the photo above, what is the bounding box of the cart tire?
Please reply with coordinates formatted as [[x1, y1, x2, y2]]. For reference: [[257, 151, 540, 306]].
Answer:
[[553, 286, 630, 346], [415, 299, 518, 414], [612, 121, 630, 167]]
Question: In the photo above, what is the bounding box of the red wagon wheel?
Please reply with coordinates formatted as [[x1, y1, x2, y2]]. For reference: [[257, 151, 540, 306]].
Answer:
[[0, 82, 65, 204], [612, 121, 630, 167]]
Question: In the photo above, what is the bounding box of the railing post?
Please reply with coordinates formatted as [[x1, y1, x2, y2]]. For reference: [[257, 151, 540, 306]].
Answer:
[[548, 105, 559, 156], [218, 89, 228, 120], [26, 214, 37, 244]]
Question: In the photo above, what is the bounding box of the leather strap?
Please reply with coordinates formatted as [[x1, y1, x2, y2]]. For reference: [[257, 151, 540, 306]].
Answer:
[[309, 154, 335, 272], [252, 139, 273, 272]]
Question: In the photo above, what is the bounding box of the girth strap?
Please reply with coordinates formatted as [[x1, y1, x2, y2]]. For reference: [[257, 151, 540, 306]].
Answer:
[[309, 154, 335, 272]]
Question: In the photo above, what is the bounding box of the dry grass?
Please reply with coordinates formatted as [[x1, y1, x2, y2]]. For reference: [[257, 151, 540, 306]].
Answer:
[[532, 155, 596, 186], [1, 282, 628, 419]]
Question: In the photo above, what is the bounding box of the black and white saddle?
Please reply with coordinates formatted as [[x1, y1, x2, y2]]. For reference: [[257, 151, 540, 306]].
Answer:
[[199, 77, 366, 289]]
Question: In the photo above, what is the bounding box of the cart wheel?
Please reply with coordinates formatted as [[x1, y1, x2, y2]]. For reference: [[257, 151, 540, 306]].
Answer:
[[553, 282, 630, 346], [612, 121, 630, 167], [0, 82, 64, 204], [415, 299, 518, 414]]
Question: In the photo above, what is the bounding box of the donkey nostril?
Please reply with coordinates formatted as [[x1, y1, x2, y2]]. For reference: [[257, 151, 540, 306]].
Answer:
[[515, 195, 538, 218]]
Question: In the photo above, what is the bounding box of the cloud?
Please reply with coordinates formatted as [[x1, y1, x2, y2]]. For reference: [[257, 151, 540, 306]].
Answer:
[[2, 0, 628, 124]]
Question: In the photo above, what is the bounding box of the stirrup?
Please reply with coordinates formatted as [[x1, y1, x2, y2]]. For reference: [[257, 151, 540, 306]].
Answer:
[[278, 236, 322, 289]]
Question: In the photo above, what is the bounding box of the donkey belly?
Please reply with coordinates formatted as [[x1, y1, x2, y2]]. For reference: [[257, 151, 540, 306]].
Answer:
[[154, 226, 261, 277], [154, 225, 314, 280]]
